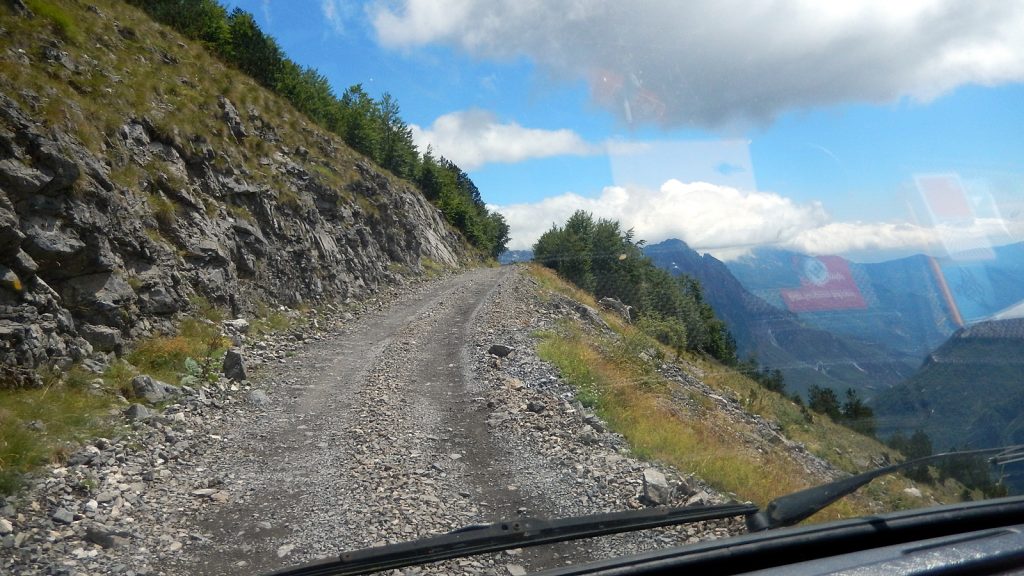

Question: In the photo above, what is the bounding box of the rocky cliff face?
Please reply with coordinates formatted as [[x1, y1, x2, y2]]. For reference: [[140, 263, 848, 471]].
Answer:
[[0, 87, 466, 378]]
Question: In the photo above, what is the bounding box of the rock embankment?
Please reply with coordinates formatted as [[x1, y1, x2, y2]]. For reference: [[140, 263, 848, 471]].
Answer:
[[1, 266, 759, 576], [0, 57, 465, 379]]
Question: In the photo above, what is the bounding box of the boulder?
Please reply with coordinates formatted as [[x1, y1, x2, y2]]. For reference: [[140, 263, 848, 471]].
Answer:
[[22, 223, 88, 278], [223, 318, 250, 334], [131, 375, 180, 403], [78, 323, 123, 354], [642, 468, 672, 506], [223, 348, 247, 381], [0, 158, 49, 197], [599, 297, 633, 323], [218, 96, 248, 139], [137, 284, 180, 315], [8, 249, 38, 275], [58, 272, 136, 328]]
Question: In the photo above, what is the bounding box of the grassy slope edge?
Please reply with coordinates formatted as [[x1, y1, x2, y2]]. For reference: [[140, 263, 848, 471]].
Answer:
[[527, 263, 970, 524]]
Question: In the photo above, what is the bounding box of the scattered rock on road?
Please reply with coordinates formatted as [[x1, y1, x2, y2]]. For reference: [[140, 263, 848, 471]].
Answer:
[[488, 344, 514, 358], [642, 468, 672, 506]]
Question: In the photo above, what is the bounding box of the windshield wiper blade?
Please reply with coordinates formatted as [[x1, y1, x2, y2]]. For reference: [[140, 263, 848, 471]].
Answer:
[[266, 502, 758, 576], [746, 444, 1023, 532]]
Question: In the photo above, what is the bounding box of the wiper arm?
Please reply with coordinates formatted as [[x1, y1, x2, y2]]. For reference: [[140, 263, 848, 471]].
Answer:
[[746, 444, 1023, 532], [266, 502, 757, 576], [269, 445, 1023, 575]]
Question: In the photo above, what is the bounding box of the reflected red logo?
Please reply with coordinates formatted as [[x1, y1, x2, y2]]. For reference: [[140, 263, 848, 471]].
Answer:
[[781, 256, 867, 312]]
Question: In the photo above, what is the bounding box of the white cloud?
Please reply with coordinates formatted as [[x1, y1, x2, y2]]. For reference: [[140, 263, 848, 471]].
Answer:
[[321, 0, 345, 34], [370, 1, 1024, 127], [410, 109, 596, 170], [496, 180, 828, 251], [493, 180, 1024, 259]]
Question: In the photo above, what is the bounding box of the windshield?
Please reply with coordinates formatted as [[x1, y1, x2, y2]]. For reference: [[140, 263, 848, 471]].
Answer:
[[0, 1, 1022, 575]]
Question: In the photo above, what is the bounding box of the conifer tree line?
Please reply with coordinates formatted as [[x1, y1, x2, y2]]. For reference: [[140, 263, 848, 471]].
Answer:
[[128, 0, 510, 258], [533, 211, 737, 363]]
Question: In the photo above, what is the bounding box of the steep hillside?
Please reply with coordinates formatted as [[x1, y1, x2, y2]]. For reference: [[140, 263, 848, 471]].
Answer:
[[0, 0, 469, 379], [872, 318, 1024, 451], [645, 239, 915, 397]]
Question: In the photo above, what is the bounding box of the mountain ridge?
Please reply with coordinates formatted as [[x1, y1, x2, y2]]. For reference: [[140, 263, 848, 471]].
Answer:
[[643, 239, 914, 398], [871, 317, 1024, 451]]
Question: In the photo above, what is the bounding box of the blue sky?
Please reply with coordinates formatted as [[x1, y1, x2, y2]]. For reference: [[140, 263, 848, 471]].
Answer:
[[223, 1, 1024, 260]]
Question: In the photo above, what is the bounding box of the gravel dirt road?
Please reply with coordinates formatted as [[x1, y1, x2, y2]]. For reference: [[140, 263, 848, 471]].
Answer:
[[5, 266, 742, 576]]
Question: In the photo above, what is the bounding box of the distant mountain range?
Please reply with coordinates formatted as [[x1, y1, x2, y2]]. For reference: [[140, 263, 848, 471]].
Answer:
[[643, 240, 915, 398], [725, 242, 1024, 360], [498, 250, 534, 264], [870, 318, 1024, 451]]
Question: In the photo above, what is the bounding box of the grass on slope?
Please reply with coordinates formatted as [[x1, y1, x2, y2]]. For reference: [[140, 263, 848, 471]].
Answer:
[[0, 0, 382, 218], [0, 298, 309, 496], [0, 369, 114, 494], [528, 264, 966, 522]]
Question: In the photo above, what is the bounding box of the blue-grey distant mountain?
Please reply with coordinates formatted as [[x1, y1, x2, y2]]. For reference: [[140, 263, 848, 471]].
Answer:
[[498, 249, 533, 265], [725, 242, 1024, 361], [871, 318, 1024, 451], [644, 239, 914, 398]]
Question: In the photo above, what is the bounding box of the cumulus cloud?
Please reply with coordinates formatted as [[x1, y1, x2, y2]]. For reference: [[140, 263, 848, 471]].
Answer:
[[493, 180, 1024, 259], [496, 180, 828, 251], [371, 1, 1024, 127], [410, 110, 596, 170]]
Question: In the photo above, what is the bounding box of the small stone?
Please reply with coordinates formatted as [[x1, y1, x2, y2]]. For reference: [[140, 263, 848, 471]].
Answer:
[[685, 490, 712, 507], [488, 344, 514, 358], [903, 487, 922, 498], [247, 389, 270, 407], [95, 491, 117, 504], [277, 543, 295, 558], [526, 401, 546, 414], [86, 527, 130, 549], [0, 517, 12, 535], [583, 414, 606, 433], [578, 425, 599, 445], [506, 564, 527, 576], [123, 403, 151, 421], [51, 507, 74, 525]]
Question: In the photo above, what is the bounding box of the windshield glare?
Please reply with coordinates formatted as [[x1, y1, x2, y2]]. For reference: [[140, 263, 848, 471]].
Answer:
[[1, 1, 1023, 575]]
